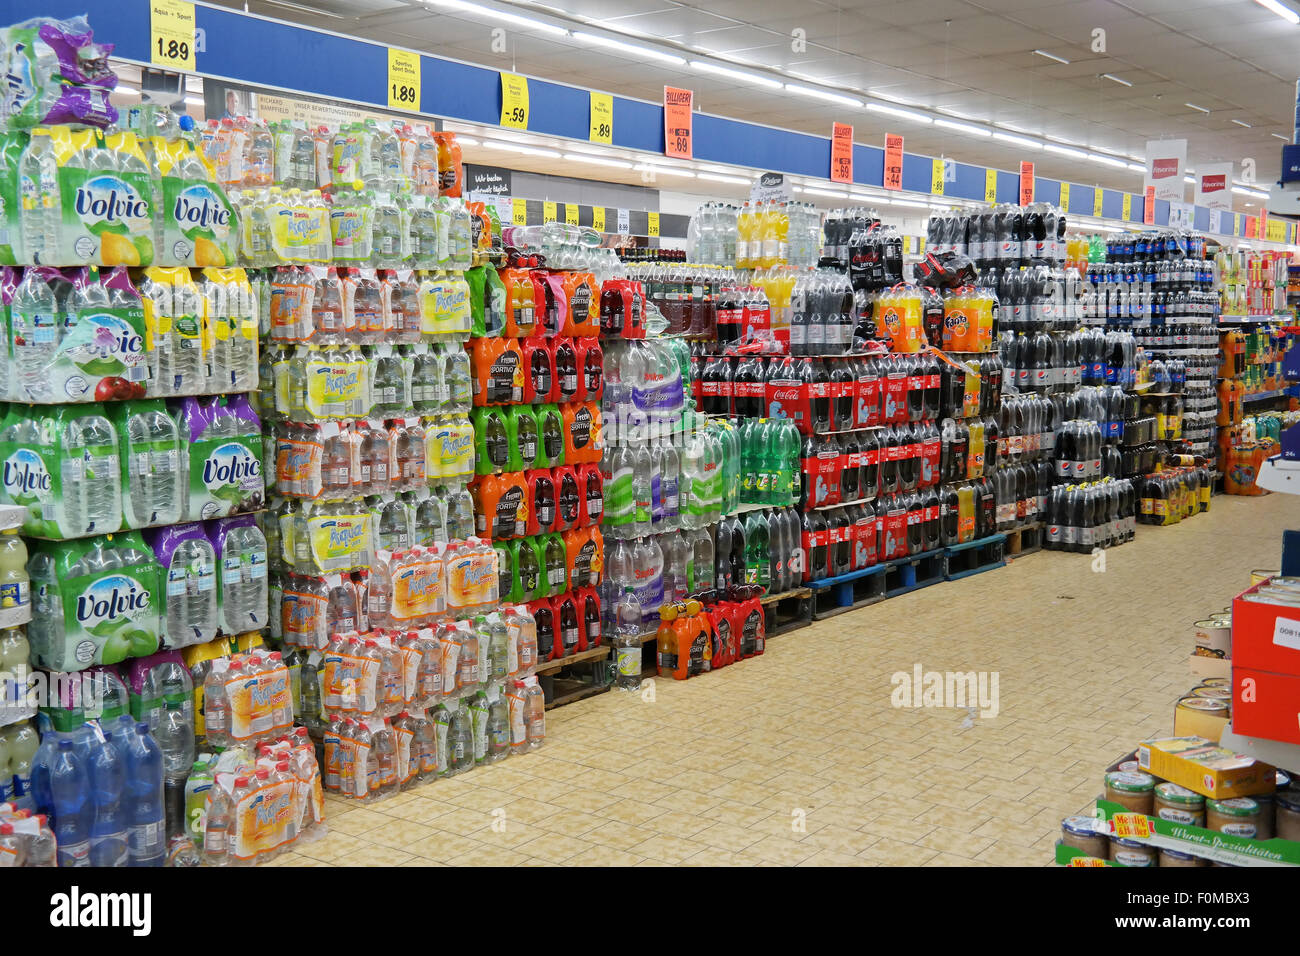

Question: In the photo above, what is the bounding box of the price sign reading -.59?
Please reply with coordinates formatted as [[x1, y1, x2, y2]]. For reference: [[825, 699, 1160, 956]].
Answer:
[[151, 0, 196, 72], [500, 72, 530, 129], [387, 48, 421, 111]]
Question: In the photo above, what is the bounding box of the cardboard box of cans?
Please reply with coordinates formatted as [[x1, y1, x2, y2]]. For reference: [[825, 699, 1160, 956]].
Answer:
[[1231, 576, 1300, 747]]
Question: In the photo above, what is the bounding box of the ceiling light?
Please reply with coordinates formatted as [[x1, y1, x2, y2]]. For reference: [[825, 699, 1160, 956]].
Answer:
[[696, 163, 745, 175], [571, 31, 685, 64], [696, 173, 751, 185], [1273, 132, 1291, 141], [1185, 102, 1210, 113], [1044, 143, 1088, 159], [935, 118, 991, 137], [992, 131, 1043, 150], [689, 60, 783, 89], [634, 164, 694, 177], [869, 90, 924, 107], [562, 153, 633, 169], [1101, 73, 1132, 87], [784, 83, 863, 107], [866, 102, 932, 124], [427, 0, 569, 35], [1232, 119, 1253, 128], [1126, 162, 1146, 172], [799, 186, 851, 198], [995, 121, 1033, 134], [1087, 153, 1129, 169], [457, 137, 479, 146], [889, 198, 931, 209], [1184, 176, 1195, 184], [1253, 0, 1300, 25], [1032, 49, 1070, 64], [936, 107, 981, 121], [1232, 186, 1269, 199], [1046, 134, 1085, 146], [483, 141, 560, 158]]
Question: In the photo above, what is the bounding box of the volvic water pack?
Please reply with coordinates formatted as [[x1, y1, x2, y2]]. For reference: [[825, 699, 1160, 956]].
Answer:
[[151, 122, 238, 267], [0, 131, 26, 264], [178, 395, 265, 521], [27, 531, 162, 671], [48, 126, 155, 267]]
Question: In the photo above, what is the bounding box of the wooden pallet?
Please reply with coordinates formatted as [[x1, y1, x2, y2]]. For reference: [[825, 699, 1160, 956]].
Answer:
[[537, 645, 611, 709], [944, 533, 1007, 580], [762, 587, 814, 635], [1004, 522, 1044, 558]]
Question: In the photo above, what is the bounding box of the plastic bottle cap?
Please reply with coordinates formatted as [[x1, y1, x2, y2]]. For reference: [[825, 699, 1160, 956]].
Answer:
[[0, 824, 11, 835], [234, 776, 249, 787]]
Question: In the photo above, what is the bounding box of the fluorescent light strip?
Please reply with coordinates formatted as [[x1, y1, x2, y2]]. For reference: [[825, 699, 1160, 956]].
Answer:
[[1044, 143, 1088, 159], [1273, 133, 1292, 141], [571, 30, 685, 64], [1185, 102, 1210, 113], [427, 0, 569, 35], [995, 121, 1033, 134], [562, 153, 633, 169], [1232, 119, 1253, 128], [696, 163, 745, 175], [1126, 162, 1146, 172], [696, 173, 751, 185], [799, 187, 850, 198], [784, 83, 863, 107], [992, 131, 1042, 150], [1087, 153, 1130, 169], [866, 102, 932, 124], [889, 198, 931, 209], [1033, 49, 1070, 64], [457, 137, 479, 146], [934, 118, 991, 137], [482, 141, 560, 158], [689, 60, 783, 89], [1101, 73, 1132, 87], [1254, 0, 1300, 25], [936, 107, 981, 121], [633, 164, 694, 177]]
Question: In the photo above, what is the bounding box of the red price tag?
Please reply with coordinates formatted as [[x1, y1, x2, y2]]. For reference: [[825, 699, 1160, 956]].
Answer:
[[883, 134, 904, 191], [663, 86, 693, 159], [1143, 186, 1156, 225], [831, 122, 854, 184], [1019, 161, 1035, 205]]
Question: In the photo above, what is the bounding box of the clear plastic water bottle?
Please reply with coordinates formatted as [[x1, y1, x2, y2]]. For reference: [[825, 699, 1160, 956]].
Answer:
[[87, 729, 129, 867], [125, 402, 183, 527], [61, 409, 123, 537], [613, 586, 642, 691], [167, 534, 219, 646], [50, 739, 92, 867], [218, 521, 268, 633], [10, 269, 58, 402]]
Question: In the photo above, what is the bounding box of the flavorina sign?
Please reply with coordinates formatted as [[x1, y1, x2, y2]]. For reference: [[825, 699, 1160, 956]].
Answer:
[[1144, 139, 1187, 202], [1195, 162, 1234, 210]]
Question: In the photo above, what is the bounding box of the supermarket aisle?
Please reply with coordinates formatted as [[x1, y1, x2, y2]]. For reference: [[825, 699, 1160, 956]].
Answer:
[[284, 494, 1290, 867]]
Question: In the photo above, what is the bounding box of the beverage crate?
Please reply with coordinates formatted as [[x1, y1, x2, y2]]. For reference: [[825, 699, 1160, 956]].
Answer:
[[808, 565, 887, 619], [762, 587, 813, 635], [1004, 522, 1043, 558], [883, 546, 946, 597], [944, 533, 1007, 580]]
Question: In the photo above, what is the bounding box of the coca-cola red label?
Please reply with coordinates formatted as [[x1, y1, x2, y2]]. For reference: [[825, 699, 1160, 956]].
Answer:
[[735, 381, 767, 400], [809, 382, 830, 399], [701, 380, 721, 398], [717, 307, 743, 326], [921, 437, 941, 486], [768, 379, 809, 433], [884, 375, 907, 424], [815, 449, 841, 506], [881, 508, 907, 560], [856, 376, 880, 428]]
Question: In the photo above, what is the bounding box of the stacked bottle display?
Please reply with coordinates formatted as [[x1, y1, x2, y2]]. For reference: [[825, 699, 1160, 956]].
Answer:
[[469, 241, 605, 667], [0, 25, 268, 866], [1079, 229, 1219, 459], [691, 199, 821, 269]]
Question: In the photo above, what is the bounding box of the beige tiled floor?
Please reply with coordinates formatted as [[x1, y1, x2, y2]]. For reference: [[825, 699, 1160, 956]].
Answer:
[[276, 492, 1292, 867]]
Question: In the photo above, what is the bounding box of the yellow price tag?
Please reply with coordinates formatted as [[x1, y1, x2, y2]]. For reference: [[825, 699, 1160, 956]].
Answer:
[[931, 158, 945, 196], [1058, 181, 1070, 212], [512, 198, 527, 226], [543, 201, 557, 224], [589, 92, 613, 145], [565, 204, 579, 226], [1093, 188, 1104, 218], [592, 207, 606, 232], [1121, 193, 1132, 221], [984, 168, 997, 203], [500, 72, 530, 129], [1111, 813, 1153, 839], [151, 0, 196, 72], [647, 212, 660, 237], [918, 237, 926, 254], [1234, 213, 1242, 236], [1068, 856, 1108, 867], [387, 48, 421, 111]]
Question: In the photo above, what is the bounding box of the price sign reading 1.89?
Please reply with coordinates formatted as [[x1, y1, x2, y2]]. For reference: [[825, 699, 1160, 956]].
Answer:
[[151, 0, 196, 72], [387, 48, 421, 111], [500, 72, 530, 130]]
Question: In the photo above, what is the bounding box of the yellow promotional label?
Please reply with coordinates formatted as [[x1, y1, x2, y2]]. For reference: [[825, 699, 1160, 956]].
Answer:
[[565, 204, 579, 226], [1111, 813, 1153, 839], [500, 72, 530, 129], [930, 158, 945, 196], [322, 651, 379, 712], [918, 237, 926, 254], [589, 91, 613, 144], [647, 211, 660, 237], [305, 360, 366, 418], [1093, 188, 1104, 218], [387, 48, 421, 111], [151, 0, 196, 72], [1058, 181, 1070, 211], [512, 197, 527, 226], [1121, 193, 1132, 220], [543, 201, 557, 223], [305, 513, 370, 573], [984, 167, 997, 203], [592, 207, 606, 232], [224, 665, 292, 742], [232, 778, 299, 861]]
